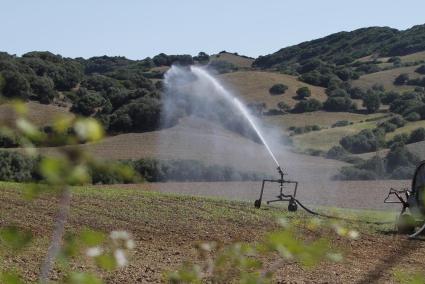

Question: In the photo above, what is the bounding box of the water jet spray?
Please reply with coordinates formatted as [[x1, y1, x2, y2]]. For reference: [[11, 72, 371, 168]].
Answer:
[[165, 65, 301, 212]]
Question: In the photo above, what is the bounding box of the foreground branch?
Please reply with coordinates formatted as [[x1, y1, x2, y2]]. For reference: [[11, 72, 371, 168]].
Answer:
[[39, 187, 71, 283]]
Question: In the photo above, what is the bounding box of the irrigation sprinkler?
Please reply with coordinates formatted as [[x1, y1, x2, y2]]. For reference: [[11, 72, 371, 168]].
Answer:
[[385, 160, 425, 238], [254, 166, 299, 212]]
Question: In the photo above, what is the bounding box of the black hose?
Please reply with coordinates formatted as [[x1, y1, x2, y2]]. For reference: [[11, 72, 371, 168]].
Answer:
[[293, 198, 394, 225]]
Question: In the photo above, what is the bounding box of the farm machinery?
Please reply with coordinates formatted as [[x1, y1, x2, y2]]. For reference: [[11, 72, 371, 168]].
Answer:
[[254, 162, 425, 238], [385, 160, 425, 238], [254, 166, 299, 212]]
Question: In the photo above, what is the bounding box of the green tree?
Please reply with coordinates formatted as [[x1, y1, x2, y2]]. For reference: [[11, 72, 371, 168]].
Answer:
[[1, 70, 31, 99], [269, 83, 288, 95], [277, 101, 291, 112], [296, 86, 311, 99], [394, 73, 409, 85], [362, 91, 381, 113], [292, 98, 322, 113], [324, 96, 356, 112]]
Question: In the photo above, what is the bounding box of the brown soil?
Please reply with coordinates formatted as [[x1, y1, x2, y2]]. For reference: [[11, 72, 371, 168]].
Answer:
[[1, 185, 424, 284]]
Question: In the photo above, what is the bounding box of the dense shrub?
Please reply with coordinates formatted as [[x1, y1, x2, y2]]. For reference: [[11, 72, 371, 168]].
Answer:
[[269, 84, 288, 95], [378, 122, 397, 133], [416, 65, 425, 75], [70, 89, 108, 116], [1, 70, 31, 99], [0, 151, 36, 182], [405, 112, 421, 121], [389, 94, 425, 117], [0, 132, 20, 148], [329, 88, 349, 97], [130, 159, 265, 182], [388, 115, 406, 127], [362, 91, 381, 113], [380, 91, 399, 104], [152, 53, 193, 66], [326, 146, 348, 159], [386, 145, 420, 172], [339, 129, 385, 154], [193, 52, 210, 64], [291, 125, 320, 135], [29, 76, 56, 103], [348, 87, 365, 99], [277, 101, 291, 112], [109, 96, 161, 132], [82, 74, 118, 92], [336, 145, 419, 180], [323, 96, 356, 112], [332, 120, 352, 128], [295, 86, 311, 99], [406, 77, 425, 87], [387, 133, 409, 148], [408, 127, 425, 143], [394, 73, 409, 85], [292, 98, 322, 113]]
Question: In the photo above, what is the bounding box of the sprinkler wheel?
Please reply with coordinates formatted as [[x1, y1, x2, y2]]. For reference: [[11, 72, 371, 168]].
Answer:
[[254, 199, 262, 208], [397, 213, 416, 235], [288, 200, 298, 212]]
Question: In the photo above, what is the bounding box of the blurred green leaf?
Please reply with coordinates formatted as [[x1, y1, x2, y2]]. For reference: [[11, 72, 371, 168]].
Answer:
[[167, 263, 201, 284], [74, 118, 104, 142], [39, 157, 69, 185], [95, 253, 117, 271], [53, 115, 74, 134], [68, 165, 91, 185], [0, 271, 24, 284], [80, 229, 105, 247], [65, 272, 102, 284], [16, 118, 45, 142], [11, 101, 27, 116], [0, 226, 32, 251]]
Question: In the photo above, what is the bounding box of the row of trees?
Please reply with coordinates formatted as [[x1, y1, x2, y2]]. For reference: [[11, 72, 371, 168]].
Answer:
[[0, 151, 266, 184]]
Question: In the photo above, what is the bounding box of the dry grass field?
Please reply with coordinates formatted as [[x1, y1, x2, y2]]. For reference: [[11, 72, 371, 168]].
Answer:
[[352, 65, 422, 92], [0, 101, 73, 127], [264, 111, 383, 129], [291, 119, 381, 152], [220, 70, 328, 108], [209, 52, 254, 68]]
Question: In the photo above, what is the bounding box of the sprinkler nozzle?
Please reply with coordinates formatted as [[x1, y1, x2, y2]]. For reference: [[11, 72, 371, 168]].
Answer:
[[277, 166, 284, 176]]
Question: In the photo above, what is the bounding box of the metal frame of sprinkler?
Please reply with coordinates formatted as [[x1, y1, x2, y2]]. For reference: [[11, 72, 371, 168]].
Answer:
[[384, 160, 425, 238], [254, 166, 299, 212]]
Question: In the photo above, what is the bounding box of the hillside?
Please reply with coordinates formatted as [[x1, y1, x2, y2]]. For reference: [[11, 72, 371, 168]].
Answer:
[[352, 65, 422, 91], [219, 70, 327, 108], [254, 25, 425, 69], [210, 51, 254, 68]]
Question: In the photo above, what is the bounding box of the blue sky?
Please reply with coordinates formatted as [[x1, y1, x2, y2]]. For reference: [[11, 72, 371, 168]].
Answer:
[[1, 0, 425, 59]]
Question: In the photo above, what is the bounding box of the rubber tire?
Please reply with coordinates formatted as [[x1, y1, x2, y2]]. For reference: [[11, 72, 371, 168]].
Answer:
[[397, 213, 416, 235], [288, 201, 298, 212], [254, 199, 261, 209]]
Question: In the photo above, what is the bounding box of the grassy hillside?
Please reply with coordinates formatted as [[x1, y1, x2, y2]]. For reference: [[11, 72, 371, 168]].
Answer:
[[264, 111, 383, 129], [220, 70, 327, 108], [0, 101, 73, 127], [352, 65, 422, 91], [210, 51, 254, 68], [3, 182, 423, 283], [254, 25, 425, 69], [291, 120, 379, 152]]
